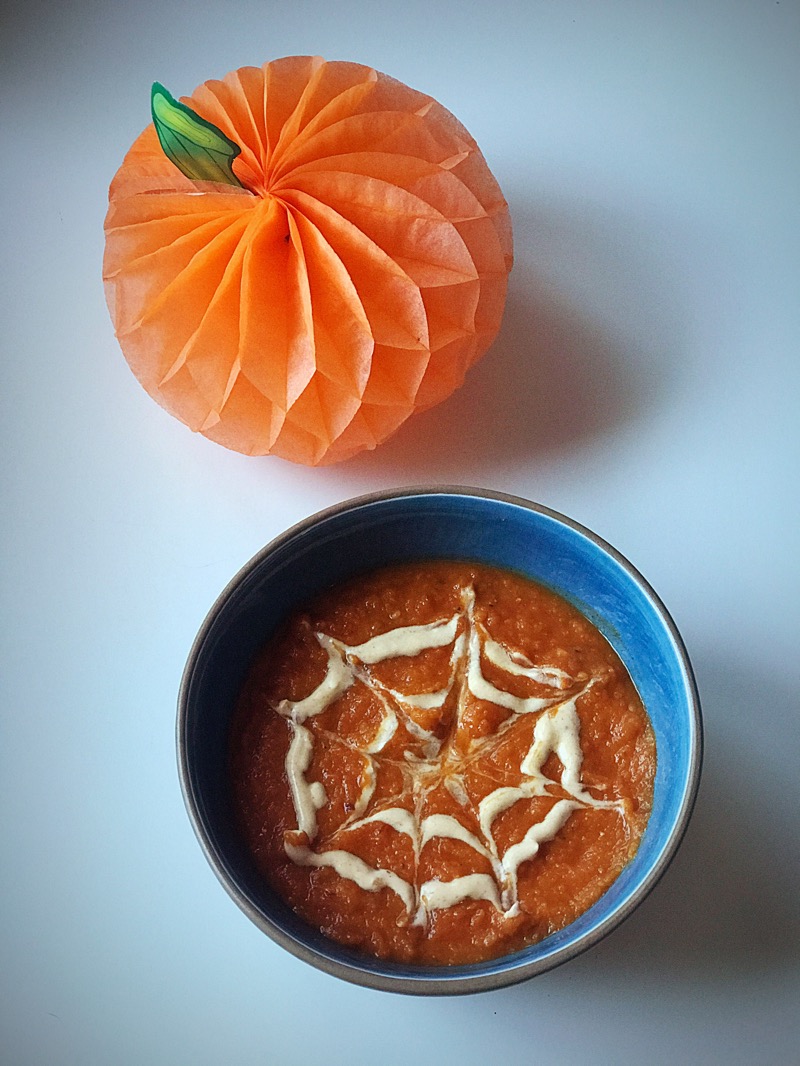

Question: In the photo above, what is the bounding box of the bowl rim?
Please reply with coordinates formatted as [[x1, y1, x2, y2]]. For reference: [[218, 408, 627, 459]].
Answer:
[[177, 484, 703, 995]]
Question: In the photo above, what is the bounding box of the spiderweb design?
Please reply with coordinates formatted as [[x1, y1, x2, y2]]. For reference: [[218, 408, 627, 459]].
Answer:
[[271, 585, 628, 927]]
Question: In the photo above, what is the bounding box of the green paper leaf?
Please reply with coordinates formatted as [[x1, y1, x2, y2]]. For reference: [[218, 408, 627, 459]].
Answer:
[[151, 82, 245, 187]]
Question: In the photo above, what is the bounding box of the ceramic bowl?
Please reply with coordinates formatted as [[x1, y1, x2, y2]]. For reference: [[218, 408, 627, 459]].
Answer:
[[178, 487, 702, 994]]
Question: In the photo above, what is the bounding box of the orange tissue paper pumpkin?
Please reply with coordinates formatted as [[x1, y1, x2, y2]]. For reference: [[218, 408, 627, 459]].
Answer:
[[103, 57, 513, 465]]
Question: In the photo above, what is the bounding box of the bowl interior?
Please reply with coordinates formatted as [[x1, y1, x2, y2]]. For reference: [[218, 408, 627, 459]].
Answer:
[[179, 489, 701, 994]]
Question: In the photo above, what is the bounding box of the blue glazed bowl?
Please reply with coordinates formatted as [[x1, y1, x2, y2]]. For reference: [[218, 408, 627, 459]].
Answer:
[[178, 487, 702, 994]]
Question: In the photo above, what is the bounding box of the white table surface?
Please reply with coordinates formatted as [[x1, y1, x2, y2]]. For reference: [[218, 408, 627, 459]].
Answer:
[[2, 2, 798, 1063]]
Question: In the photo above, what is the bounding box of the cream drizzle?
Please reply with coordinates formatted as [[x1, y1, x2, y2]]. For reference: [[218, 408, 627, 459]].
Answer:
[[467, 626, 554, 714], [284, 840, 417, 914], [276, 585, 626, 925], [500, 800, 578, 911], [275, 634, 353, 723], [285, 722, 327, 838], [420, 873, 502, 915], [344, 616, 459, 664], [419, 813, 496, 863], [483, 638, 571, 689]]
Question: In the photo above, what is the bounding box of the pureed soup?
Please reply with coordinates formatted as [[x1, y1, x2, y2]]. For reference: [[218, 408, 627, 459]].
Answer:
[[229, 560, 656, 965]]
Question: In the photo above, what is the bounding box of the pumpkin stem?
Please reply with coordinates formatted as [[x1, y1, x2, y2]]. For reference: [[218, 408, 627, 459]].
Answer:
[[151, 82, 245, 187]]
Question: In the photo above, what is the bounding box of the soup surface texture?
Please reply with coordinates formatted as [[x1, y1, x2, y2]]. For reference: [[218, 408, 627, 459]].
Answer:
[[229, 561, 656, 965]]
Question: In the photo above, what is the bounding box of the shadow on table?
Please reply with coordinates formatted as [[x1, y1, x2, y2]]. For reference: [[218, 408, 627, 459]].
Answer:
[[335, 191, 698, 487], [338, 262, 669, 486]]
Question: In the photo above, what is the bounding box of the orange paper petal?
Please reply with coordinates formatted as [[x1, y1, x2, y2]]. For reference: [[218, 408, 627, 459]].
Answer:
[[103, 58, 513, 465]]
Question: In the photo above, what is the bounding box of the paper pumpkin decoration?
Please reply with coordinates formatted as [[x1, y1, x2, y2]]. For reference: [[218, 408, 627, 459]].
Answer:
[[103, 57, 513, 465]]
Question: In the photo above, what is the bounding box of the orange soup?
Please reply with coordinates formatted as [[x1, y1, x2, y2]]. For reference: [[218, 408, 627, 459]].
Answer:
[[229, 561, 656, 965]]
